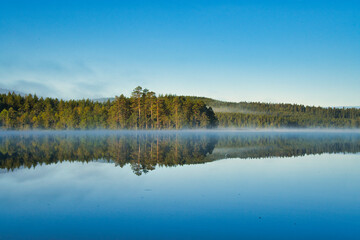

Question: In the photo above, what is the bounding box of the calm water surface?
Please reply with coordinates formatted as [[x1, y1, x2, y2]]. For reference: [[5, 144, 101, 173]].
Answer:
[[0, 130, 359, 239]]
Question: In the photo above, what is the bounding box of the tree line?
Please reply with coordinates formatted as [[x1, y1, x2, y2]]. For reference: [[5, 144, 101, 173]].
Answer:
[[190, 97, 360, 128], [0, 86, 218, 130], [1, 87, 359, 129]]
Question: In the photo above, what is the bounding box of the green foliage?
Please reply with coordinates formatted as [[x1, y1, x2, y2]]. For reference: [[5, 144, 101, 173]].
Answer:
[[189, 97, 360, 128], [1, 89, 359, 129], [0, 88, 218, 130]]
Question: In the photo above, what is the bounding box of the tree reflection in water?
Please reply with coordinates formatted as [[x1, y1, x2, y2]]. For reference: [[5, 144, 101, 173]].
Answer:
[[0, 131, 359, 175]]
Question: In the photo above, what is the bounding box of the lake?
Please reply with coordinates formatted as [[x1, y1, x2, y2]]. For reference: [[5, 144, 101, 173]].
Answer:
[[0, 130, 359, 239]]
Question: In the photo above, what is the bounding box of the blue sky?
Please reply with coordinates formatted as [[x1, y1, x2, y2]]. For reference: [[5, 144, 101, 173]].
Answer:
[[0, 0, 359, 106]]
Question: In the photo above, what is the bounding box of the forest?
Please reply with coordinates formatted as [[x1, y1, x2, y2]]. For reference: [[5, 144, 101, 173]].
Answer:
[[190, 97, 360, 128], [0, 87, 360, 129], [0, 87, 218, 130]]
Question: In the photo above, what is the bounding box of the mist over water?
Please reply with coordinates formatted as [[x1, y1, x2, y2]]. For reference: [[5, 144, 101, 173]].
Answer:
[[1, 130, 359, 174], [0, 130, 359, 239]]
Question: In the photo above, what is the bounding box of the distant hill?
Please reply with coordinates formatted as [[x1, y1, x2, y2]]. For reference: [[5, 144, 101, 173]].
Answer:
[[0, 88, 26, 96], [93, 95, 360, 113], [336, 106, 360, 109], [186, 96, 360, 113], [92, 97, 115, 103], [185, 97, 256, 113], [183, 96, 360, 128]]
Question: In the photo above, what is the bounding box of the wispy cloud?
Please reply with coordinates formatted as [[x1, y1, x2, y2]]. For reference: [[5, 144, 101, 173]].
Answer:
[[1, 79, 57, 97], [0, 58, 94, 77], [0, 58, 109, 99]]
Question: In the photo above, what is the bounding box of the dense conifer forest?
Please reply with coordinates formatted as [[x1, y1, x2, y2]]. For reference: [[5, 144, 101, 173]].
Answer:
[[190, 97, 360, 128], [0, 87, 218, 130], [0, 87, 359, 129]]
